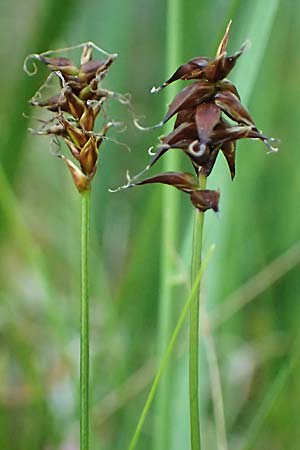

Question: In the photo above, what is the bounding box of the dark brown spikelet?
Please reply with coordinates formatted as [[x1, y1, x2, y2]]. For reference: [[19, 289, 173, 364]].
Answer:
[[119, 20, 277, 213], [27, 43, 120, 193], [190, 189, 220, 212]]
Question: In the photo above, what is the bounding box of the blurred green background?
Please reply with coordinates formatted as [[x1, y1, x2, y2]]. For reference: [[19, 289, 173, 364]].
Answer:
[[0, 0, 300, 449]]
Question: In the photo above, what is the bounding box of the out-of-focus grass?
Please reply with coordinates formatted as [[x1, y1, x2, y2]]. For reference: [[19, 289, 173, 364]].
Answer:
[[0, 0, 81, 179], [0, 0, 300, 450]]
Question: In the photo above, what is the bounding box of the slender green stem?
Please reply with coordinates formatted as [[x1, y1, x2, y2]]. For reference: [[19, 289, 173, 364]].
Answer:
[[189, 174, 206, 450], [127, 246, 215, 450], [80, 189, 90, 450]]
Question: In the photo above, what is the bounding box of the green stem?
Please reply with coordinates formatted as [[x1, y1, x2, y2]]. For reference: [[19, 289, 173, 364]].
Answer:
[[189, 175, 206, 450], [80, 189, 90, 450], [127, 246, 215, 450]]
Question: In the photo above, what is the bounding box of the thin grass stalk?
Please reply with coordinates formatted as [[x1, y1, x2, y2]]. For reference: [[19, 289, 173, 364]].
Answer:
[[189, 174, 206, 450], [155, 0, 182, 448], [203, 312, 228, 450], [80, 190, 90, 450], [128, 246, 214, 450]]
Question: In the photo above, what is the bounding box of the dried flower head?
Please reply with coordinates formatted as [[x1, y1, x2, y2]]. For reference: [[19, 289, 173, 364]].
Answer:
[[114, 21, 277, 213], [25, 42, 122, 193]]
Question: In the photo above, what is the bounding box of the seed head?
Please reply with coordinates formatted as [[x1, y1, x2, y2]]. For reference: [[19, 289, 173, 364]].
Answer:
[[26, 43, 120, 193], [119, 21, 277, 213]]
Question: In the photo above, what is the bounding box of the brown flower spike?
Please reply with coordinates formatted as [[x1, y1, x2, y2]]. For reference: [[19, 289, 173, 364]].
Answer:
[[25, 43, 119, 193], [115, 21, 277, 213]]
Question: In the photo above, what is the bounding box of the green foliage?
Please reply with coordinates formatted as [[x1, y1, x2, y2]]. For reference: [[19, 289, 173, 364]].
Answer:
[[0, 0, 299, 449]]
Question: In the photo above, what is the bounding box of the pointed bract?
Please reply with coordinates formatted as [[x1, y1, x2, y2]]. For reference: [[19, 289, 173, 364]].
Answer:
[[194, 102, 221, 146], [59, 116, 87, 148], [59, 155, 90, 193], [216, 20, 232, 57], [159, 57, 210, 89], [211, 120, 270, 147], [39, 56, 78, 76], [161, 122, 197, 146], [63, 86, 85, 119], [134, 171, 199, 193], [64, 137, 81, 160], [79, 135, 98, 177], [162, 81, 214, 124], [214, 91, 254, 126], [190, 189, 220, 212], [221, 140, 236, 179], [79, 59, 107, 82], [79, 104, 96, 131]]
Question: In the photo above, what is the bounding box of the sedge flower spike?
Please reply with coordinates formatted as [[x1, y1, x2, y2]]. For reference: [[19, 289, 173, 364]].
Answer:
[[25, 43, 119, 193], [116, 21, 277, 212]]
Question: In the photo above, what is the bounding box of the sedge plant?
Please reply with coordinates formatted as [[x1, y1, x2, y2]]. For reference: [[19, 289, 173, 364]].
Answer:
[[116, 21, 277, 450], [24, 42, 122, 450]]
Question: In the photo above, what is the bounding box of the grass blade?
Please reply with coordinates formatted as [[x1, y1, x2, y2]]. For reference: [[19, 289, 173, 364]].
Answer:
[[240, 339, 299, 450], [128, 246, 215, 450]]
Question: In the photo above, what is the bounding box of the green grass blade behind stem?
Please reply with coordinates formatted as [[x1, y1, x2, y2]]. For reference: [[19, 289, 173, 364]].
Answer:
[[210, 242, 300, 330], [232, 0, 280, 103], [128, 246, 215, 450], [155, 0, 183, 449], [240, 338, 300, 450], [205, 0, 281, 310], [81, 190, 90, 450], [203, 311, 228, 450], [189, 175, 207, 450]]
